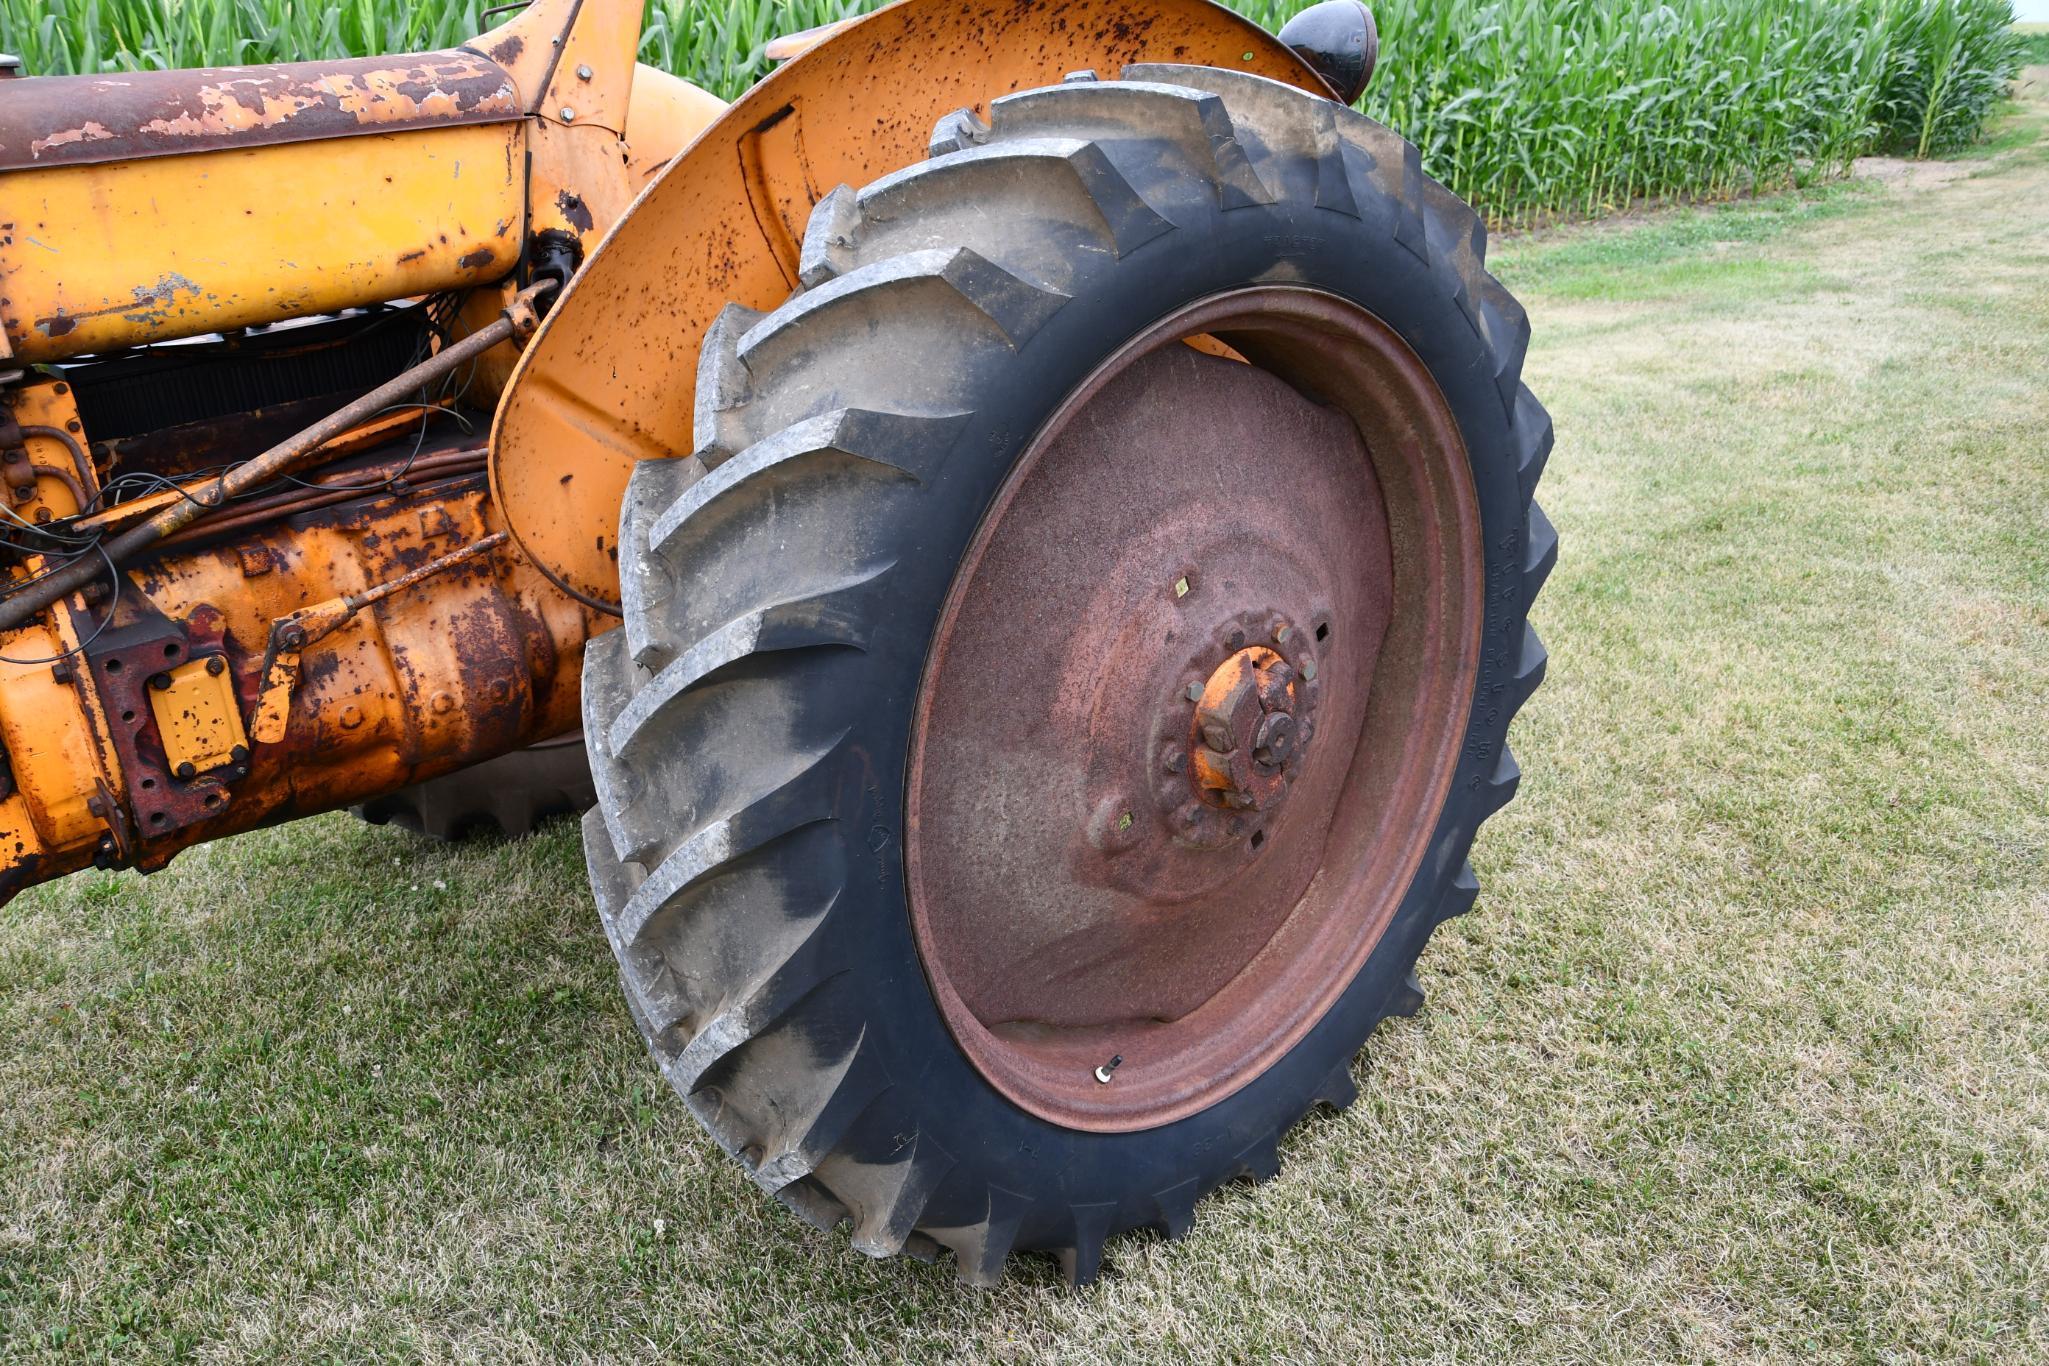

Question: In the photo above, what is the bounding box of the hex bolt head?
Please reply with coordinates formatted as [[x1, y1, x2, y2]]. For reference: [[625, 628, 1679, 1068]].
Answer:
[[1162, 748, 1187, 775], [1183, 681, 1203, 703], [575, 63, 594, 81], [205, 656, 225, 676]]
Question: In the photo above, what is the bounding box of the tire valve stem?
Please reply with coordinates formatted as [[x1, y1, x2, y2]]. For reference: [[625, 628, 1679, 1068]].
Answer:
[[1093, 1054, 1124, 1085]]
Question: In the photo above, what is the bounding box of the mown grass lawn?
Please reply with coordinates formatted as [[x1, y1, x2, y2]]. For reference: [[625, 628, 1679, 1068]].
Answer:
[[4, 71, 2047, 1366]]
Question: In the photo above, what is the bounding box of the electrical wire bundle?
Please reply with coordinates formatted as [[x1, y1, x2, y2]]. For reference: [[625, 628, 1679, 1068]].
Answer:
[[0, 292, 480, 666]]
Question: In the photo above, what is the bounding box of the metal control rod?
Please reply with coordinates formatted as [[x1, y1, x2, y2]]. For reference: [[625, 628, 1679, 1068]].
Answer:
[[0, 279, 555, 633]]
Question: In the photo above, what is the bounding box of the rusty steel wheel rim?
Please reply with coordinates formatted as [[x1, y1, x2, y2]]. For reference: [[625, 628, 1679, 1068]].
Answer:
[[906, 287, 1484, 1131]]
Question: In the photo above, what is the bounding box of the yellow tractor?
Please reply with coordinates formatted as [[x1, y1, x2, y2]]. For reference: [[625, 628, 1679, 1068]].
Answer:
[[0, 0, 1552, 1282]]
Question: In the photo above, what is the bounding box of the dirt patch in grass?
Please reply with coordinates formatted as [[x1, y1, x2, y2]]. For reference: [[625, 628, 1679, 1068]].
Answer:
[[1849, 156, 1979, 190]]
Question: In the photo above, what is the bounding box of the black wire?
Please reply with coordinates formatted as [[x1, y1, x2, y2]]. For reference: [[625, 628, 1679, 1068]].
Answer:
[[0, 298, 474, 660], [0, 543, 121, 666], [267, 403, 472, 494]]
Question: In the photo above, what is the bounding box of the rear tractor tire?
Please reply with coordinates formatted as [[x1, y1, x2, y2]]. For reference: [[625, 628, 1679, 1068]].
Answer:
[[582, 66, 1553, 1284]]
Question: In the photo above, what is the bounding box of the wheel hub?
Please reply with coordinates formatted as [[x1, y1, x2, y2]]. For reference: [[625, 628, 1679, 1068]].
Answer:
[[1189, 639, 1311, 812]]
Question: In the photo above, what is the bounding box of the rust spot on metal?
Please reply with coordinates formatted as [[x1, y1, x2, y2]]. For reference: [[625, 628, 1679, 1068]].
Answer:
[[0, 50, 520, 172], [479, 34, 525, 67], [554, 189, 595, 234], [33, 272, 201, 336], [456, 247, 497, 271]]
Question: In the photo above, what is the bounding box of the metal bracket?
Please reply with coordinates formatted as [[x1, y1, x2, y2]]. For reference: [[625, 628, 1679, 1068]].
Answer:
[[83, 618, 239, 839]]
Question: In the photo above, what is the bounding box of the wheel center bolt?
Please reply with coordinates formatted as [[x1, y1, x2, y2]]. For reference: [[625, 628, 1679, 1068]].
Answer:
[[1252, 712, 1296, 768], [1186, 641, 1313, 815]]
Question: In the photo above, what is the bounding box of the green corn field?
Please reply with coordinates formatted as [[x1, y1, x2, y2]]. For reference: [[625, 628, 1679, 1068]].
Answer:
[[0, 0, 2025, 226]]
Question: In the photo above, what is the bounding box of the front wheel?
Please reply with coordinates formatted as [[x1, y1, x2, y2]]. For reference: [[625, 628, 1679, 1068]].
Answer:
[[581, 65, 1553, 1284]]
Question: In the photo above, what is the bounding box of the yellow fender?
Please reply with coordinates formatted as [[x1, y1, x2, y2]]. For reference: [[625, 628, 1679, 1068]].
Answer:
[[490, 0, 1329, 608]]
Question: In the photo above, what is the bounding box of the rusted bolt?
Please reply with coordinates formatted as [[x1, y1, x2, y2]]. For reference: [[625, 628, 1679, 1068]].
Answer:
[[489, 678, 512, 703], [339, 704, 365, 730], [65, 419, 80, 433], [149, 672, 172, 691], [575, 64, 593, 81], [1087, 793, 1143, 853], [559, 106, 577, 122], [32, 507, 50, 524], [1252, 713, 1297, 768], [280, 627, 306, 651], [175, 761, 197, 780], [205, 656, 225, 676], [1227, 628, 1247, 650], [431, 691, 455, 715], [1162, 748, 1186, 775], [2, 448, 21, 463], [1302, 657, 1318, 681], [1273, 622, 1292, 644], [85, 795, 105, 818], [230, 745, 249, 765], [9, 485, 29, 503], [1093, 1054, 1123, 1083], [1183, 681, 1203, 703]]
